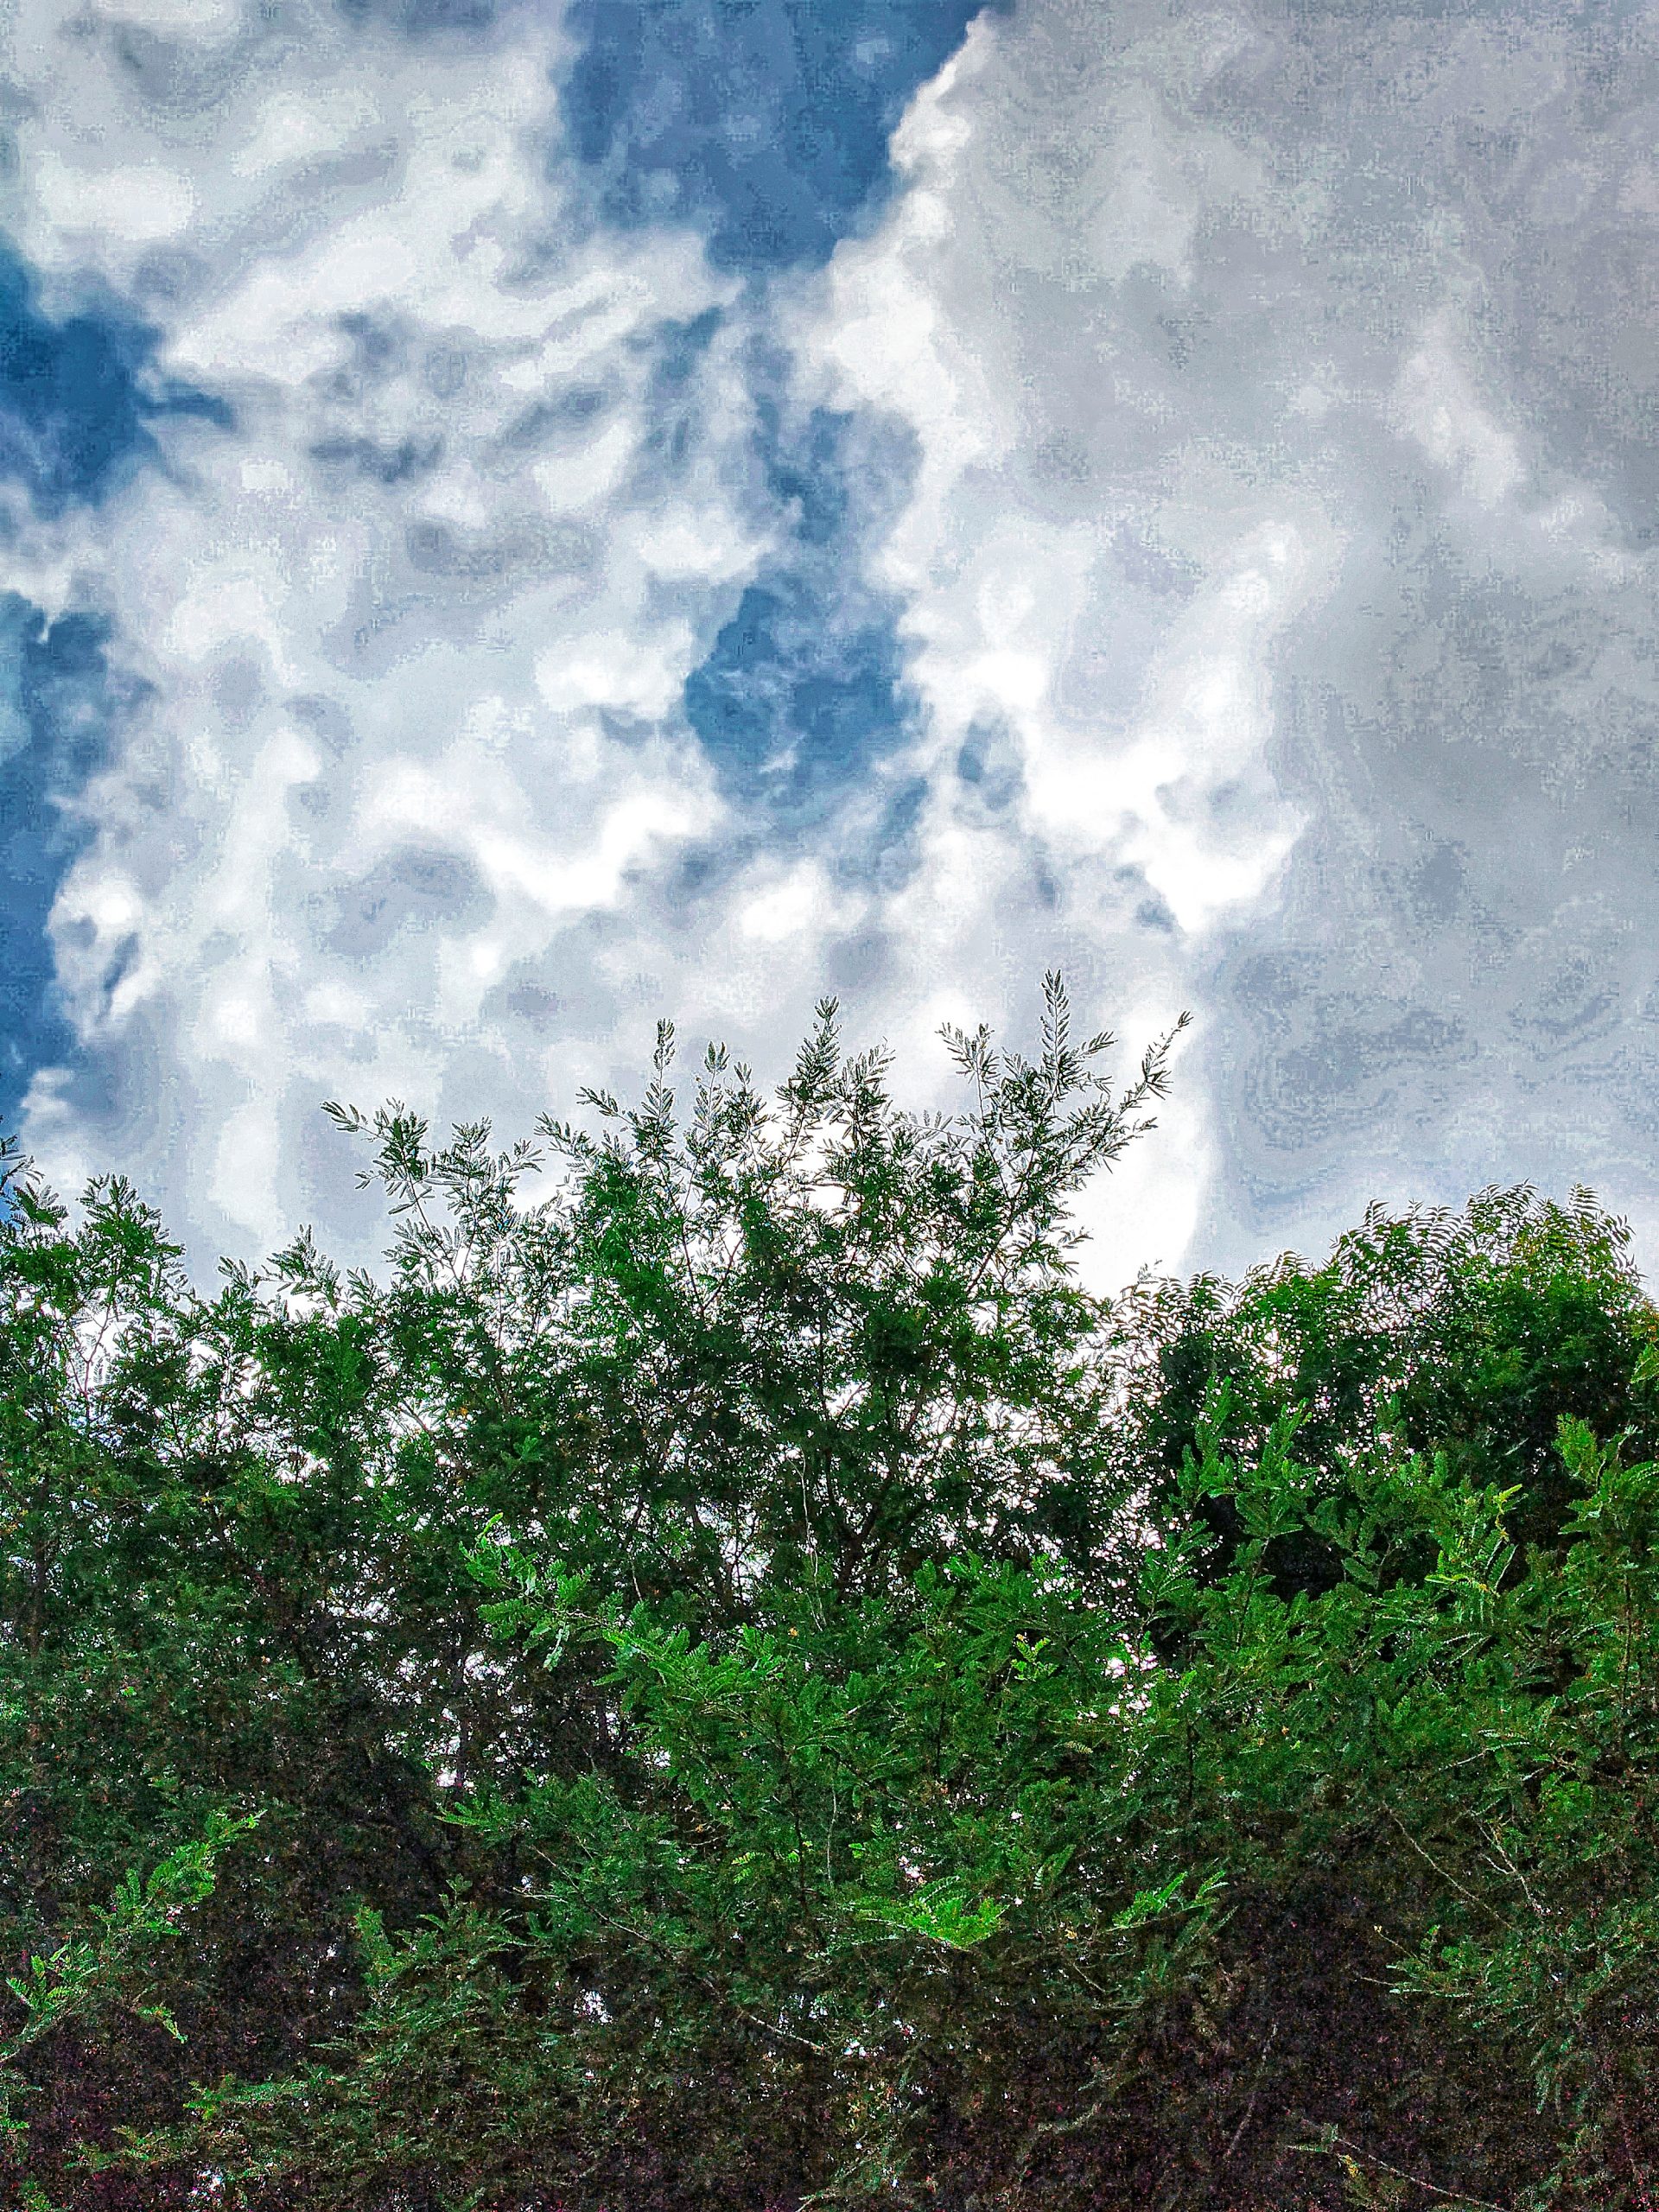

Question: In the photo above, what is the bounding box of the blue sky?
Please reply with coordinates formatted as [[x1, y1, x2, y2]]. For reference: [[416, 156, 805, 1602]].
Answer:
[[3, 0, 1657, 1289]]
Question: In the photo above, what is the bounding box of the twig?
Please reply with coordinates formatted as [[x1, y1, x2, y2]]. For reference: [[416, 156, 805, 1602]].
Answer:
[[1221, 2021, 1276, 2163], [1384, 1804, 1510, 1928], [1297, 2130, 1512, 2211]]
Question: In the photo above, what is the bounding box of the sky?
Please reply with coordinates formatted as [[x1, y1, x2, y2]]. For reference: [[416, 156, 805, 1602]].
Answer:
[[1, 0, 1657, 1294]]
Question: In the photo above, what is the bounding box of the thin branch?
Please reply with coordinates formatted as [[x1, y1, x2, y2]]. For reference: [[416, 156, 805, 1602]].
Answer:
[[1383, 1804, 1511, 1929], [1300, 2132, 1512, 2212]]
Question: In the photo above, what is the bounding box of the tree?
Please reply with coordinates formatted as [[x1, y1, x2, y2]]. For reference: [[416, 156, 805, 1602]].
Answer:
[[1115, 1184, 1659, 1605], [4, 981, 1659, 2211], [2, 980, 1189, 2206]]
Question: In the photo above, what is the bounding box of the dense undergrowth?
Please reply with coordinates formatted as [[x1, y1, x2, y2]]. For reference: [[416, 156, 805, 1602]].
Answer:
[[4, 979, 1659, 2210]]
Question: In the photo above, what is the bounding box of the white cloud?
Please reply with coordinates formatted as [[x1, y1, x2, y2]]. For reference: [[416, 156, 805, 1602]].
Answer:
[[13, 0, 1659, 1303], [32, 150, 200, 245], [3, 0, 781, 1255], [779, 0, 1659, 1284]]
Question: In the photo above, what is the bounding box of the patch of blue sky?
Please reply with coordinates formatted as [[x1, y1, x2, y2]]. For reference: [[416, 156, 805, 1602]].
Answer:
[[554, 0, 1001, 868], [558, 0, 1010, 273], [683, 393, 922, 858], [0, 240, 226, 1127], [0, 601, 146, 1128], [0, 242, 231, 519], [685, 575, 913, 828]]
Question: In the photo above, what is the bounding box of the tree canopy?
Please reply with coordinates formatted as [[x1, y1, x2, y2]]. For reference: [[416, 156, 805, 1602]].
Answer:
[[4, 977, 1659, 2211]]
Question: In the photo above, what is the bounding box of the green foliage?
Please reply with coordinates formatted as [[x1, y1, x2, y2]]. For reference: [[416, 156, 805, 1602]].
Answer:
[[1118, 1183, 1659, 1600], [5, 983, 1659, 2209]]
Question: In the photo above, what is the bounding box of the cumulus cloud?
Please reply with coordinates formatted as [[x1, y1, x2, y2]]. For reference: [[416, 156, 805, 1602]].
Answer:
[[9, 0, 1659, 1299], [0, 0, 1052, 1280], [786, 0, 1659, 1281], [2, 0, 763, 1256]]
